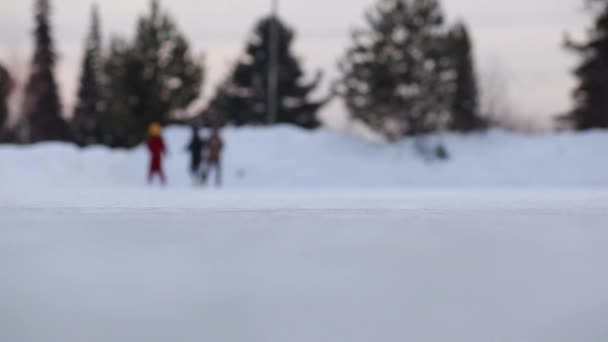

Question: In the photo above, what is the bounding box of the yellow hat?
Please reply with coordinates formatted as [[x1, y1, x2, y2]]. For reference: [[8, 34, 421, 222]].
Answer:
[[148, 122, 162, 136]]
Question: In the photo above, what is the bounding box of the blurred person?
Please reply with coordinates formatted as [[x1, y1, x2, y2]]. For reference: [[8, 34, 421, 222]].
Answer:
[[146, 122, 167, 185], [205, 128, 224, 187], [186, 126, 206, 184]]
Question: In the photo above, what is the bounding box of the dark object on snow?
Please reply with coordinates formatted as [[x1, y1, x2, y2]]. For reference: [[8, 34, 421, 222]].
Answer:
[[435, 145, 450, 161], [415, 138, 450, 162]]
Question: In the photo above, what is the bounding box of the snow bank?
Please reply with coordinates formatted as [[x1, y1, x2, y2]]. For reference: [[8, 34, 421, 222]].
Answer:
[[1, 126, 607, 188]]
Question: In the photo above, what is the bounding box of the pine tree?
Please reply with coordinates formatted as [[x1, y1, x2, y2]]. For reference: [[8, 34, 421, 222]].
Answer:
[[205, 16, 324, 129], [21, 0, 70, 143], [564, 0, 608, 129], [200, 81, 233, 128], [336, 0, 453, 140], [99, 0, 204, 147], [100, 37, 141, 148], [0, 63, 12, 136], [130, 0, 204, 135], [447, 21, 485, 132], [72, 5, 105, 147]]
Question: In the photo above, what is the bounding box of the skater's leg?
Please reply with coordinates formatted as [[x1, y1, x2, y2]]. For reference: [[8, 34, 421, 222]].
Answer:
[[148, 166, 154, 184], [215, 160, 222, 187], [200, 169, 208, 185], [190, 160, 200, 179], [159, 168, 167, 186], [200, 161, 209, 185], [189, 164, 198, 185]]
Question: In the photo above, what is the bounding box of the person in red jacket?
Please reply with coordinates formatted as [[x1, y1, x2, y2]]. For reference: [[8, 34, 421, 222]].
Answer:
[[146, 122, 167, 185]]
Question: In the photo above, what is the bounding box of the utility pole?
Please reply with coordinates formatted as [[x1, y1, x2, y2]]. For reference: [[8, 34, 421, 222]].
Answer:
[[267, 0, 279, 124]]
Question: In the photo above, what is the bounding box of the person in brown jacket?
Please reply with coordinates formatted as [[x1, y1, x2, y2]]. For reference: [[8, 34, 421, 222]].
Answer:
[[205, 128, 224, 187]]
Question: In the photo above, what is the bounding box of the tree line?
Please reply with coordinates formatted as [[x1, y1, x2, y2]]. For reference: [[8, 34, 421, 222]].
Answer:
[[0, 0, 605, 147]]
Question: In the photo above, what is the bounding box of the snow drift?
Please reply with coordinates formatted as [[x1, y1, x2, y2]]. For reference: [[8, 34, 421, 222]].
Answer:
[[0, 125, 607, 188]]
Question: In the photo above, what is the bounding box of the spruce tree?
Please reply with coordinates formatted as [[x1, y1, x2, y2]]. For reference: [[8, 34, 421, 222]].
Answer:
[[336, 0, 452, 140], [201, 81, 233, 128], [100, 37, 141, 148], [447, 21, 485, 132], [0, 63, 12, 136], [130, 0, 204, 135], [99, 0, 204, 147], [205, 16, 324, 129], [564, 0, 608, 129], [72, 5, 105, 147], [21, 0, 70, 143]]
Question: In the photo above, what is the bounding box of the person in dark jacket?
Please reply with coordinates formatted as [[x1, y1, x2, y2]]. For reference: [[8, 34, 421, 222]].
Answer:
[[186, 127, 205, 182], [205, 128, 224, 187], [146, 122, 167, 185]]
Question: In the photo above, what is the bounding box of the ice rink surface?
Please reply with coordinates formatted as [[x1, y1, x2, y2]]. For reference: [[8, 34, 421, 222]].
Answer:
[[1, 189, 607, 342]]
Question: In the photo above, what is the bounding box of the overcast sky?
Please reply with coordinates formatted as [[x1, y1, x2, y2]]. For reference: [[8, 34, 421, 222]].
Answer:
[[0, 0, 589, 128]]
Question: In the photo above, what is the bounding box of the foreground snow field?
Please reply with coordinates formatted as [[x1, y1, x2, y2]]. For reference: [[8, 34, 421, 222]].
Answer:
[[1, 190, 607, 342]]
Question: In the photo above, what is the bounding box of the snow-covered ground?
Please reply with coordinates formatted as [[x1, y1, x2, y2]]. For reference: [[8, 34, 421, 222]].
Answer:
[[2, 128, 608, 341], [1, 126, 607, 188], [1, 190, 608, 342]]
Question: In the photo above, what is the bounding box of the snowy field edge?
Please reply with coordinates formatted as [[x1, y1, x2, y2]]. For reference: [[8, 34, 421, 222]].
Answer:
[[1, 125, 608, 189]]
